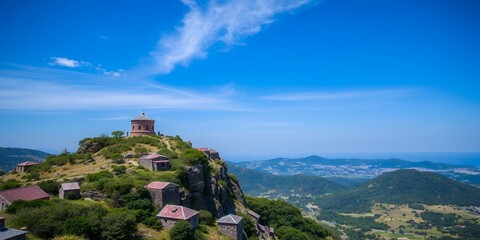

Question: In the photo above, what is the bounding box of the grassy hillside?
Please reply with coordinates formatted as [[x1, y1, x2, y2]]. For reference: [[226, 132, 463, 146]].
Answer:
[[317, 169, 480, 213], [0, 147, 50, 172], [0, 134, 336, 240], [228, 164, 346, 196]]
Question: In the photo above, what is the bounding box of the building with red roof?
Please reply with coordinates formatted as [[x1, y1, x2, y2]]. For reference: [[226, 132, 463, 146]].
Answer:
[[217, 214, 244, 240], [15, 161, 39, 173], [157, 204, 199, 229], [145, 181, 179, 208], [59, 182, 81, 199], [0, 185, 49, 211], [139, 153, 170, 171]]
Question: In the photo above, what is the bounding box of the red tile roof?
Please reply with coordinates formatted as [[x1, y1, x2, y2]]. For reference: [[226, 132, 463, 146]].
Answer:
[[145, 181, 176, 190], [0, 185, 49, 204], [217, 214, 243, 225], [60, 182, 80, 191], [141, 153, 169, 160], [196, 148, 209, 152], [16, 161, 39, 167], [157, 204, 199, 220]]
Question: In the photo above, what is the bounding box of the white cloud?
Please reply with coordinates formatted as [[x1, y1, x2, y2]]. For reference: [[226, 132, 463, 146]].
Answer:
[[0, 65, 236, 111], [49, 57, 81, 68], [153, 0, 318, 74]]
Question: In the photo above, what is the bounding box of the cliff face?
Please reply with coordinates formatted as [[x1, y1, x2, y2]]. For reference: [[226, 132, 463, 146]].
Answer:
[[181, 154, 247, 217]]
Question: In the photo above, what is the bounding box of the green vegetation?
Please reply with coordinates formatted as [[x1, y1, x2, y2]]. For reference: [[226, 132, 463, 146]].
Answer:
[[318, 212, 388, 231], [0, 179, 22, 190], [229, 164, 345, 196], [10, 201, 137, 240], [246, 196, 337, 240], [317, 169, 480, 213], [170, 221, 194, 240], [199, 210, 214, 226], [38, 179, 60, 194]]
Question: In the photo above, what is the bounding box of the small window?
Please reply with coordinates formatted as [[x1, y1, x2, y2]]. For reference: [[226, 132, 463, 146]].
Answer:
[[138, 126, 141, 130], [132, 126, 134, 130], [146, 125, 149, 130]]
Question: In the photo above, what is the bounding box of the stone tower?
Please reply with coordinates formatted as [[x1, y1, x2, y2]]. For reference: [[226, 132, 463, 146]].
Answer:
[[131, 112, 155, 136]]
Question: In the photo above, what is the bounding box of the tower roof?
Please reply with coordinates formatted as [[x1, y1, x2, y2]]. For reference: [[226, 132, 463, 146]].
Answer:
[[132, 112, 154, 121], [217, 214, 243, 225]]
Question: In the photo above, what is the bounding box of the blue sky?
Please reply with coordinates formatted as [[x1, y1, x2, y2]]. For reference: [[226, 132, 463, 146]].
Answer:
[[0, 0, 479, 161]]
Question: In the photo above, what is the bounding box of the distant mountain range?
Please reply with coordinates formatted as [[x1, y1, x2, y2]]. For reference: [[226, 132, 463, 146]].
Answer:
[[228, 164, 347, 198], [0, 147, 50, 172], [317, 169, 480, 213], [233, 155, 480, 186]]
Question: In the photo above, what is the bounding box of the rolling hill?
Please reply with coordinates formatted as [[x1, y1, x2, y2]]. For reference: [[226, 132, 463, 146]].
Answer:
[[228, 164, 346, 196], [317, 169, 480, 213]]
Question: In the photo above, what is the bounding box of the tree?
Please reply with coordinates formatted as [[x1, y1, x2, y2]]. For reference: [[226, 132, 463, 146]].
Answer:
[[111, 131, 125, 138], [199, 210, 214, 225], [170, 221, 194, 240], [100, 210, 137, 240], [38, 180, 60, 195]]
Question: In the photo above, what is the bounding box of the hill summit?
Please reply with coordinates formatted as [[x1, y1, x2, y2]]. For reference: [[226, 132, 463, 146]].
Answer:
[[319, 169, 480, 212]]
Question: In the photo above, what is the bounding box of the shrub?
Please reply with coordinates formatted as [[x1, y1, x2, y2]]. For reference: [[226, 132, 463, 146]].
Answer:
[[181, 149, 208, 166], [112, 166, 127, 175], [38, 180, 60, 195], [0, 179, 22, 190], [100, 210, 137, 240], [199, 210, 214, 226], [170, 221, 194, 240], [143, 216, 162, 230]]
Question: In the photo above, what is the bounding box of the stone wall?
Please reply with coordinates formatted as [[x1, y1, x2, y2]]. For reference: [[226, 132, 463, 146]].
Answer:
[[148, 185, 180, 208], [139, 159, 153, 170], [218, 223, 243, 240]]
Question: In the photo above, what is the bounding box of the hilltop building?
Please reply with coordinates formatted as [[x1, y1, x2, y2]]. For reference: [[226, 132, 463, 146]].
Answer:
[[139, 153, 170, 171], [15, 161, 39, 173], [157, 204, 199, 229], [0, 217, 27, 240], [131, 112, 155, 136], [0, 185, 49, 211], [59, 182, 81, 199], [144, 181, 179, 208], [217, 214, 244, 240]]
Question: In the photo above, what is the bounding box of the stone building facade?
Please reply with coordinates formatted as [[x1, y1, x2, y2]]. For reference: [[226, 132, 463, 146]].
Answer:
[[130, 112, 155, 136], [15, 161, 39, 173], [139, 153, 170, 171], [217, 214, 244, 240], [145, 182, 179, 208], [157, 204, 199, 229], [59, 182, 81, 199]]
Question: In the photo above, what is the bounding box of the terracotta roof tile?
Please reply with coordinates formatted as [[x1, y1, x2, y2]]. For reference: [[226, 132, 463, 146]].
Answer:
[[217, 214, 243, 225], [145, 181, 177, 190], [157, 204, 198, 220], [0, 185, 49, 203], [141, 153, 169, 160], [16, 161, 39, 167]]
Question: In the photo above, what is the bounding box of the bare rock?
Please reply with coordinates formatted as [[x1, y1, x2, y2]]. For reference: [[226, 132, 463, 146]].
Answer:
[[185, 164, 205, 192]]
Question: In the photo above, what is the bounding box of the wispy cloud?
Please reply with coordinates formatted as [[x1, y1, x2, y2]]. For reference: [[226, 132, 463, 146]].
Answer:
[[49, 57, 124, 77], [49, 57, 82, 68], [0, 65, 236, 111], [262, 89, 417, 101], [153, 0, 318, 74]]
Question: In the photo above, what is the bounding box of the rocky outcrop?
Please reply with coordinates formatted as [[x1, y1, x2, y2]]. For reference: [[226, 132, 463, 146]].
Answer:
[[181, 159, 243, 217], [76, 140, 103, 154]]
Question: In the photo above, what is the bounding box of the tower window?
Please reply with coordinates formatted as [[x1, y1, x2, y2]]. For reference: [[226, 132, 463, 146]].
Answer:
[[138, 126, 141, 130], [146, 126, 149, 130]]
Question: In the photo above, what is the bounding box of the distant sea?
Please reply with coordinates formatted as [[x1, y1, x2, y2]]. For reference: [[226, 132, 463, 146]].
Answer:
[[226, 152, 480, 167]]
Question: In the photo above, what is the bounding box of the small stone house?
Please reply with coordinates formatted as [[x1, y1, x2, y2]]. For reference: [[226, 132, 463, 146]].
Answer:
[[0, 185, 49, 211], [15, 161, 39, 173], [0, 217, 27, 240], [157, 204, 199, 229], [59, 182, 81, 199], [144, 182, 179, 208], [247, 210, 260, 227], [139, 153, 170, 171], [217, 214, 243, 240]]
